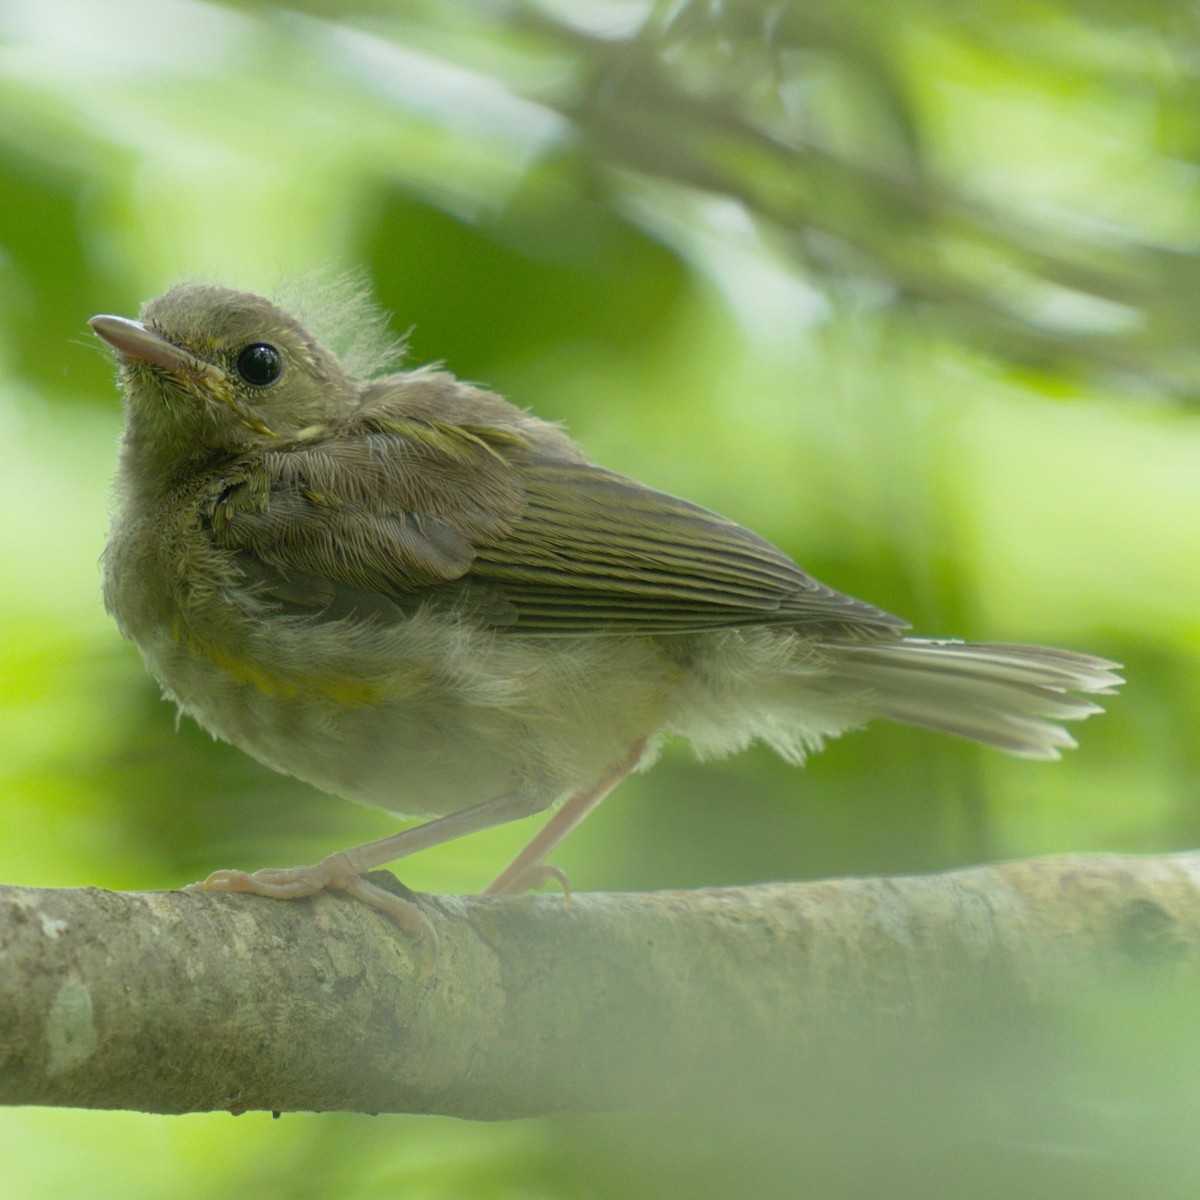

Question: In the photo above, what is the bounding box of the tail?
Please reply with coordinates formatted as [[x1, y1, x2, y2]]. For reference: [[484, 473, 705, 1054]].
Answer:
[[828, 639, 1122, 759]]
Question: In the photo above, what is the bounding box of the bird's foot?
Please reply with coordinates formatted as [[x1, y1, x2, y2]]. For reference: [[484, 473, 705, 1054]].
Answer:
[[186, 855, 438, 975]]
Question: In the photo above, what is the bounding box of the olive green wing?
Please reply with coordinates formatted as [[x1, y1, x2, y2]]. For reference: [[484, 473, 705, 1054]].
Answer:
[[205, 417, 903, 637], [469, 459, 906, 635]]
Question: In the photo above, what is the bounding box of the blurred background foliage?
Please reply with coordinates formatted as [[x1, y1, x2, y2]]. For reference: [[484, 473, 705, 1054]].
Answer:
[[0, 0, 1197, 1195]]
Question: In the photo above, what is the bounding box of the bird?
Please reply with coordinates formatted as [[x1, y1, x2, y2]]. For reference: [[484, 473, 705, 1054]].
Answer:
[[91, 279, 1122, 951]]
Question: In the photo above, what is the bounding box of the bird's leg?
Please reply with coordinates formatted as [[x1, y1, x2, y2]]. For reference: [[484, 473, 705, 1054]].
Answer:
[[482, 741, 646, 896], [187, 740, 646, 954], [185, 788, 547, 963]]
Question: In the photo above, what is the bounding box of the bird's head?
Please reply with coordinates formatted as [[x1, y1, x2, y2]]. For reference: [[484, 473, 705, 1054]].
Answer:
[[91, 283, 367, 478]]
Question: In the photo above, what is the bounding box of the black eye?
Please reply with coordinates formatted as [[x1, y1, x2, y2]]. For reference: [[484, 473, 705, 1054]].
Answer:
[[235, 343, 284, 387]]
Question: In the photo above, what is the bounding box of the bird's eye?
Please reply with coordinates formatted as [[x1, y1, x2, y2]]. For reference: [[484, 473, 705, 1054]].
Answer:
[[235, 343, 284, 387]]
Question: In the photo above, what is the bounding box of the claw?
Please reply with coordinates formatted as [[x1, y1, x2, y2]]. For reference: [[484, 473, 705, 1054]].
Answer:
[[485, 862, 572, 897]]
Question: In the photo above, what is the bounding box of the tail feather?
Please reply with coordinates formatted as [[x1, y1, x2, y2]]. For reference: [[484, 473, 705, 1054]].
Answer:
[[829, 639, 1123, 760]]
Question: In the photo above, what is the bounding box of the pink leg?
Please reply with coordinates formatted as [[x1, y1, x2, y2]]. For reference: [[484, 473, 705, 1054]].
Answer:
[[185, 787, 546, 970], [482, 741, 646, 896]]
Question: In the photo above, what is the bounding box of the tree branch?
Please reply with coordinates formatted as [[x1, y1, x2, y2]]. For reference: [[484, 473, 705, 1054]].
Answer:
[[2, 854, 1197, 1117]]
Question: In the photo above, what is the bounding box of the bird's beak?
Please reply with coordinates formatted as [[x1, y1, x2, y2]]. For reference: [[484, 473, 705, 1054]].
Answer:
[[89, 315, 220, 382]]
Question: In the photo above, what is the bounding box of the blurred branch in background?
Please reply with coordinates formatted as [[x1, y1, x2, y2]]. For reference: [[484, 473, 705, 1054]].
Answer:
[[500, 0, 1200, 401]]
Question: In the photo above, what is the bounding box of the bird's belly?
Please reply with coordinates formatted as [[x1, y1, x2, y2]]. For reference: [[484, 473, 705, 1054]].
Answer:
[[133, 609, 678, 820]]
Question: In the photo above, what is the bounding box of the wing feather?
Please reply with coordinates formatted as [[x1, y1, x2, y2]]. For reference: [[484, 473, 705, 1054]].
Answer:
[[205, 413, 904, 637], [475, 460, 904, 634]]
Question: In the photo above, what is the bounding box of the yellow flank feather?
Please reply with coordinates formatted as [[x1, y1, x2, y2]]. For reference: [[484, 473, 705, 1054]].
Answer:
[[191, 638, 389, 706]]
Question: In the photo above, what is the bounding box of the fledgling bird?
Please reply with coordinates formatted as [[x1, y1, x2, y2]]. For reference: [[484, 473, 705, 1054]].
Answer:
[[91, 281, 1122, 946]]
